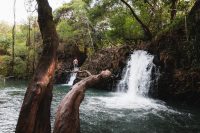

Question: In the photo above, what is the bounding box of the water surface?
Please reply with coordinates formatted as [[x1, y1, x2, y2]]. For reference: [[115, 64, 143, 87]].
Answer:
[[0, 81, 200, 133]]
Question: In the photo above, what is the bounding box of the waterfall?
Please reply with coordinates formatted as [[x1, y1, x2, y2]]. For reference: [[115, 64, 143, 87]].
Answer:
[[67, 73, 77, 86], [117, 50, 157, 98], [81, 50, 175, 112], [117, 59, 131, 92], [66, 67, 78, 86]]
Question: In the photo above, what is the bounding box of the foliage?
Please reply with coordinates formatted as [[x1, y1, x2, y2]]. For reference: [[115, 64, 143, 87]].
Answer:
[[0, 22, 12, 50], [0, 55, 12, 76], [108, 13, 143, 40], [57, 20, 75, 41], [14, 57, 27, 78], [0, 0, 197, 79], [0, 16, 40, 78], [0, 55, 26, 78], [54, 0, 95, 52], [0, 36, 12, 50]]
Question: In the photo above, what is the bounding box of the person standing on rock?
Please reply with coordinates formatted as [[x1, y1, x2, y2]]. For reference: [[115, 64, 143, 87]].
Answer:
[[73, 58, 79, 71]]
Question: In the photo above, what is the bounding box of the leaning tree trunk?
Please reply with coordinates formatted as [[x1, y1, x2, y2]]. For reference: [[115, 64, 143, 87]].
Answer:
[[171, 0, 178, 22], [121, 0, 152, 40], [53, 70, 112, 133], [16, 0, 59, 133]]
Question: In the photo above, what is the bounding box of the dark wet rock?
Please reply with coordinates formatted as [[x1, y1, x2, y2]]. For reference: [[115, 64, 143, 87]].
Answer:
[[75, 45, 132, 90], [145, 1, 200, 106], [157, 69, 200, 106], [82, 45, 131, 74], [54, 43, 87, 84]]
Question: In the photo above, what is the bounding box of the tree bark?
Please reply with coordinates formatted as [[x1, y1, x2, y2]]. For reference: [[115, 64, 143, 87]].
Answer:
[[32, 18, 37, 74], [121, 0, 152, 40], [170, 0, 178, 22], [26, 18, 31, 77], [16, 0, 59, 133], [53, 70, 112, 133]]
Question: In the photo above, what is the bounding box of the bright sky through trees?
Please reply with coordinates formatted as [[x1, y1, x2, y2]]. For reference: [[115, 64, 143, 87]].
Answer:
[[0, 0, 70, 24]]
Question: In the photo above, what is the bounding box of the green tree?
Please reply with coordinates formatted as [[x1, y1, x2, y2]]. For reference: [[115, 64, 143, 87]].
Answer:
[[55, 0, 95, 53]]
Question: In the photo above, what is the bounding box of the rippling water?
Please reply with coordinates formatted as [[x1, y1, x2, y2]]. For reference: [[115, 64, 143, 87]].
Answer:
[[80, 91, 200, 133], [0, 81, 200, 133]]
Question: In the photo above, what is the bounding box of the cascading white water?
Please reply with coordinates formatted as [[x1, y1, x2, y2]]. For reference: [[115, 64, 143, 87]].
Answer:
[[67, 73, 77, 86], [66, 67, 78, 86], [117, 50, 155, 98], [117, 59, 131, 92], [85, 50, 174, 112], [97, 50, 164, 109], [127, 50, 154, 97]]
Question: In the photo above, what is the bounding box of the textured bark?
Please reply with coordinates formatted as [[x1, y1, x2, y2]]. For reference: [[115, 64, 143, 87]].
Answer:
[[15, 0, 59, 133], [171, 0, 178, 22], [121, 0, 152, 40], [53, 70, 112, 133]]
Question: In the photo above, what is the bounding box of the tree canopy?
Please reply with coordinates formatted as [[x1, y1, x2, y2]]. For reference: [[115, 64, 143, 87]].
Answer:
[[0, 0, 197, 78]]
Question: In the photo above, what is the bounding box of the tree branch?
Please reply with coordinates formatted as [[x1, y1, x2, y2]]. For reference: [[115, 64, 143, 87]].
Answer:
[[121, 0, 152, 40], [53, 70, 112, 133]]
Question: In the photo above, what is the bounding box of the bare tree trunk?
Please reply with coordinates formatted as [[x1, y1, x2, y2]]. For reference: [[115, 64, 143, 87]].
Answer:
[[32, 19, 35, 73], [16, 0, 59, 132], [171, 0, 178, 22], [11, 0, 16, 75], [121, 0, 152, 40], [32, 18, 37, 74], [53, 70, 112, 133], [26, 18, 31, 76]]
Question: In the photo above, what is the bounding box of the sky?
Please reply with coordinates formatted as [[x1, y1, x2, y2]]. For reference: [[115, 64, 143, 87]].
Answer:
[[0, 0, 70, 24]]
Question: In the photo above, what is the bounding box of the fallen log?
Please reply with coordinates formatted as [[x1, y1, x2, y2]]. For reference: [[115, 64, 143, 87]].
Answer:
[[53, 70, 111, 133]]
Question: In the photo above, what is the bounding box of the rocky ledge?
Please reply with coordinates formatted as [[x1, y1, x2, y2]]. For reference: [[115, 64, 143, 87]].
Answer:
[[147, 1, 200, 106], [54, 43, 87, 84], [75, 45, 132, 90]]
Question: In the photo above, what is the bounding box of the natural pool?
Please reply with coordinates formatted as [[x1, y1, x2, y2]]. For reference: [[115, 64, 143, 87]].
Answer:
[[0, 81, 200, 133]]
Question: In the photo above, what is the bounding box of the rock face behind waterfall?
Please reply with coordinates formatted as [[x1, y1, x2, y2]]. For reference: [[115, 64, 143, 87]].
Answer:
[[76, 45, 131, 90], [157, 69, 200, 106], [146, 1, 200, 106], [54, 43, 87, 84]]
